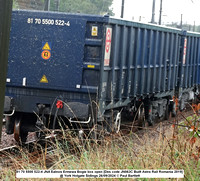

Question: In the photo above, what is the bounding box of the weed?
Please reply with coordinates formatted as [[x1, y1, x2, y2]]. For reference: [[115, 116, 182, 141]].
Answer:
[[0, 112, 199, 181]]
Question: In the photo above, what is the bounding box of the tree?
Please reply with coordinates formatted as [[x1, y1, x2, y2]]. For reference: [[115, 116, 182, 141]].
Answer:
[[13, 0, 43, 10], [58, 0, 114, 15], [13, 0, 114, 16]]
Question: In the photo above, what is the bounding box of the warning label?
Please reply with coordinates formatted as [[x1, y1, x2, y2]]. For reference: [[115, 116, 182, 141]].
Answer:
[[42, 42, 51, 50], [92, 26, 98, 36], [41, 42, 51, 60], [104, 27, 112, 66], [40, 75, 48, 83], [41, 50, 51, 60]]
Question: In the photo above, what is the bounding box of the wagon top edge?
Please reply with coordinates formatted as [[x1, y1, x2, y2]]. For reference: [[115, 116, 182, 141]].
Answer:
[[13, 9, 199, 35]]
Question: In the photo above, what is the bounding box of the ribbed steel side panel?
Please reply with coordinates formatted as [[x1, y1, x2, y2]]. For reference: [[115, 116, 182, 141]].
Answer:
[[198, 39, 200, 85], [100, 19, 181, 110], [181, 32, 200, 88]]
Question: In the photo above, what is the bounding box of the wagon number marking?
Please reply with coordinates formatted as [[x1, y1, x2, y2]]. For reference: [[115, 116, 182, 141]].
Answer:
[[27, 18, 70, 27]]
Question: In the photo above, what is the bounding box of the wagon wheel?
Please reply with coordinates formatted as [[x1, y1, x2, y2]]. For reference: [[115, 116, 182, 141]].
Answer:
[[14, 117, 28, 143], [137, 106, 145, 128], [14, 118, 20, 142], [114, 111, 121, 133], [164, 104, 170, 120], [104, 110, 122, 134], [171, 102, 177, 117], [35, 115, 46, 141]]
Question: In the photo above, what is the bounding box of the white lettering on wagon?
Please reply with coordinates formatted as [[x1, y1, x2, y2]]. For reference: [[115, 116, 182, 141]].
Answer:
[[27, 18, 70, 27]]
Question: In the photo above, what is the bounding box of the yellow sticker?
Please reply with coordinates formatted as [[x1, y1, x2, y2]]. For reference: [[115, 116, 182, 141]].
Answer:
[[42, 42, 51, 50], [40, 75, 48, 83], [91, 26, 98, 36], [87, 65, 95, 68]]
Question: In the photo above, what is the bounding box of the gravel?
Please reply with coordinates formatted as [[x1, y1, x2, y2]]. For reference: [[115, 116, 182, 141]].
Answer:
[[0, 125, 36, 149], [0, 110, 194, 149]]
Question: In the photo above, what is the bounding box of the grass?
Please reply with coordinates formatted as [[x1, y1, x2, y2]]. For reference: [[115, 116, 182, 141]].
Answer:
[[0, 113, 199, 181]]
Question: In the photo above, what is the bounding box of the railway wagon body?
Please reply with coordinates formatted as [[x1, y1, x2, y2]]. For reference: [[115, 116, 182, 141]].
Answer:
[[178, 31, 200, 110], [99, 19, 181, 125], [4, 10, 200, 142]]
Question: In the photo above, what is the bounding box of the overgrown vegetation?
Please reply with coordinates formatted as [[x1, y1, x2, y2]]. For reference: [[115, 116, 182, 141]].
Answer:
[[0, 112, 199, 180]]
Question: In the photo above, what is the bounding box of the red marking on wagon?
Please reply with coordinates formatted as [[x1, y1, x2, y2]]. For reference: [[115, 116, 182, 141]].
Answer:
[[104, 28, 112, 66], [183, 38, 187, 64], [41, 50, 51, 60]]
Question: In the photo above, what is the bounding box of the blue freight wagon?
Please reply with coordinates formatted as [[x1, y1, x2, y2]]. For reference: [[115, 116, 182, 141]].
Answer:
[[4, 10, 200, 142], [178, 31, 200, 110]]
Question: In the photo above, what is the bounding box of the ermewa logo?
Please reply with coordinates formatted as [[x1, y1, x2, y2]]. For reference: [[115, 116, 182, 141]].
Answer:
[[105, 29, 111, 53]]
